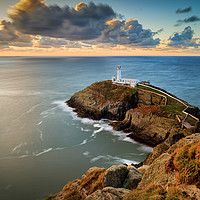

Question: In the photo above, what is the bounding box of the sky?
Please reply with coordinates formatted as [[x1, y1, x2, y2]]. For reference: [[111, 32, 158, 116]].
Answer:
[[0, 0, 200, 56]]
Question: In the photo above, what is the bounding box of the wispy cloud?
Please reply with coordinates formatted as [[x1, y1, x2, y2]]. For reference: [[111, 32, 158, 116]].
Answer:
[[175, 16, 200, 26], [176, 7, 192, 14]]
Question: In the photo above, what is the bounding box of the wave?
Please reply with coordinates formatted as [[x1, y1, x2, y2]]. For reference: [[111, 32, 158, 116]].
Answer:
[[90, 154, 138, 165], [122, 137, 138, 144], [27, 102, 43, 113], [37, 121, 43, 125], [52, 100, 151, 148], [35, 148, 53, 156], [12, 142, 27, 153], [138, 145, 153, 153], [38, 129, 44, 141], [83, 151, 90, 156]]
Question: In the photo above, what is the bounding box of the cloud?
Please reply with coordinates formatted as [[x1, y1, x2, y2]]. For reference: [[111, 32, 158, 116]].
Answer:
[[0, 0, 160, 49], [168, 26, 200, 48], [98, 18, 160, 47], [176, 6, 192, 14], [175, 15, 200, 26], [37, 37, 82, 48], [7, 0, 116, 41]]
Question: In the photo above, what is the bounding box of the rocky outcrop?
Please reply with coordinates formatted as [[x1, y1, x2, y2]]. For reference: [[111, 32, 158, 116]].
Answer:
[[46, 165, 143, 200], [67, 81, 138, 120], [111, 107, 178, 146], [67, 80, 168, 121], [103, 165, 129, 188], [46, 134, 200, 200]]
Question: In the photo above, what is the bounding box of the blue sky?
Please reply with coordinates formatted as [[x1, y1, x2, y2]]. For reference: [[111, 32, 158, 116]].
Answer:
[[0, 0, 199, 56]]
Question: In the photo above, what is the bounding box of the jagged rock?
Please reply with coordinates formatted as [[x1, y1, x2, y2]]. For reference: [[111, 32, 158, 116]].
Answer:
[[85, 187, 130, 200], [123, 165, 143, 189], [103, 165, 129, 188]]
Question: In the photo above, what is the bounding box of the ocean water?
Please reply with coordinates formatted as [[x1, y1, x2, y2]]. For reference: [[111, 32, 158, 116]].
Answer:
[[0, 56, 200, 200]]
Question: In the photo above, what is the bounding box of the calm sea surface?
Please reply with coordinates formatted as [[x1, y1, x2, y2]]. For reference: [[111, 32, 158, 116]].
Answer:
[[0, 56, 200, 200]]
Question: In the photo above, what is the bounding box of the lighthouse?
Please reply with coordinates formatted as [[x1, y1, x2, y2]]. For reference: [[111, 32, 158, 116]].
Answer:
[[117, 66, 121, 81]]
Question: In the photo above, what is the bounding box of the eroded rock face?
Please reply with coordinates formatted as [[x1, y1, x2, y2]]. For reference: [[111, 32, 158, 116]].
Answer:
[[111, 108, 177, 146], [137, 89, 166, 106], [85, 187, 130, 200]]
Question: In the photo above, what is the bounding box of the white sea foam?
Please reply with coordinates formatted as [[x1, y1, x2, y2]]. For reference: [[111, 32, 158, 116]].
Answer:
[[90, 154, 138, 165], [79, 139, 87, 145], [55, 147, 66, 151], [83, 151, 90, 156], [12, 142, 27, 153], [81, 127, 91, 132], [38, 129, 44, 141], [93, 127, 104, 134], [27, 102, 43, 113], [37, 121, 43, 125], [138, 145, 153, 153], [122, 137, 138, 144], [35, 148, 53, 156]]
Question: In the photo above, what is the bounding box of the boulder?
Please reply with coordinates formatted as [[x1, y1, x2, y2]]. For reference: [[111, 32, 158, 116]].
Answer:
[[103, 165, 129, 188], [123, 165, 143, 189]]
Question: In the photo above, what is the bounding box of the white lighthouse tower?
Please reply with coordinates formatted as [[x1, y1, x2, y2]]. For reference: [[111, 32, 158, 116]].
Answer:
[[117, 66, 121, 81]]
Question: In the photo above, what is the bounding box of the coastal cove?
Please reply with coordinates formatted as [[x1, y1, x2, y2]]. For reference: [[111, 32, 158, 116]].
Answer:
[[0, 56, 200, 200]]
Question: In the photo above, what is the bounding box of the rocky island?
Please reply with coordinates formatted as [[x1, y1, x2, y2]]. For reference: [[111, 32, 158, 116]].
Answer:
[[46, 80, 200, 200]]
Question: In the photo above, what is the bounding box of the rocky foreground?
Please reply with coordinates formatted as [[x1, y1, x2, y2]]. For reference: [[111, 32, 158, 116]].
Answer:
[[46, 80, 200, 199], [46, 134, 200, 200]]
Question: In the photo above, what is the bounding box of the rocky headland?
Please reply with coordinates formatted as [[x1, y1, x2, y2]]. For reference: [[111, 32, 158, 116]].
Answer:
[[46, 80, 200, 200]]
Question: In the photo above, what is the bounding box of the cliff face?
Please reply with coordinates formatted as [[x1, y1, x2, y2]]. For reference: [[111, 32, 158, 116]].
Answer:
[[67, 80, 184, 147], [111, 107, 177, 146]]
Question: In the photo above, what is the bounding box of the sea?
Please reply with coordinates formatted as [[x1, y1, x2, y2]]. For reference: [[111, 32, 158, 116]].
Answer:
[[0, 56, 200, 200]]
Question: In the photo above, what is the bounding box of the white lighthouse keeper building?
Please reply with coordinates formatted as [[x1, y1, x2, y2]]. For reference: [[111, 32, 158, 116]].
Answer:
[[112, 66, 141, 87]]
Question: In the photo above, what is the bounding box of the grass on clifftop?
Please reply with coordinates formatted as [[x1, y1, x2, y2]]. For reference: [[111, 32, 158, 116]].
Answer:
[[87, 80, 137, 102]]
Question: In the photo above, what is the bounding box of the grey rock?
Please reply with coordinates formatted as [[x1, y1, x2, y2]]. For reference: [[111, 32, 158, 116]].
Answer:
[[123, 166, 143, 189], [86, 187, 130, 200], [103, 165, 129, 188]]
